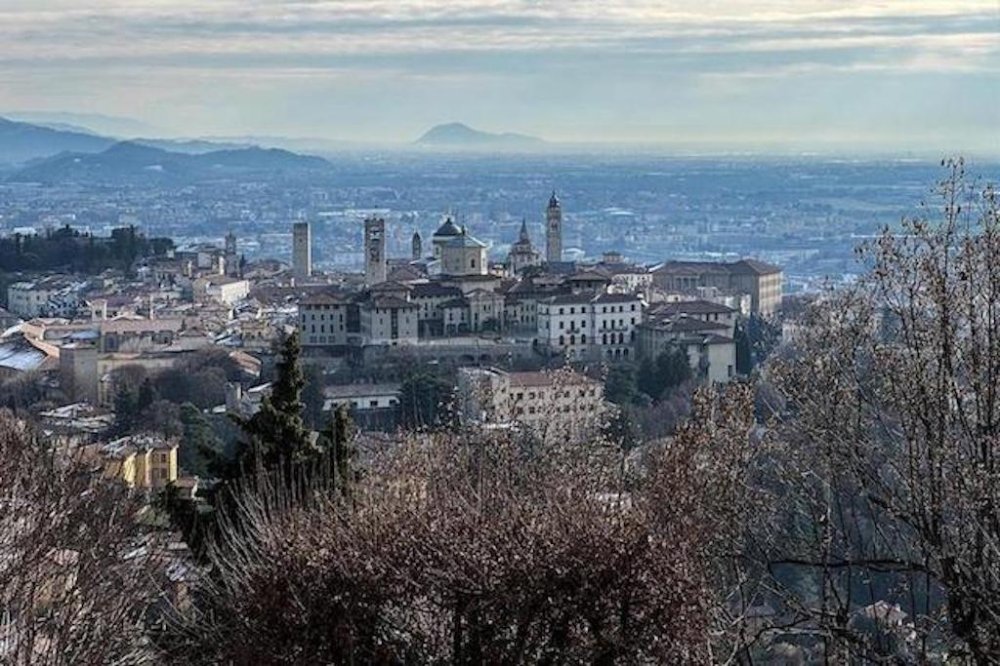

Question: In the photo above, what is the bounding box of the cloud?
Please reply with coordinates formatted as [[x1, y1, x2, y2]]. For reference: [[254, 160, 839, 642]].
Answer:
[[0, 1, 996, 149]]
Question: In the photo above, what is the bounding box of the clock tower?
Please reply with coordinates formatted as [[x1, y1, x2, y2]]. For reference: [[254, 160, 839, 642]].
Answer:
[[364, 216, 387, 286], [546, 191, 562, 264]]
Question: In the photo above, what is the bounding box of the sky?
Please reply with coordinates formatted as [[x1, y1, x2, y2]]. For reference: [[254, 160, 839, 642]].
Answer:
[[0, 1, 998, 154]]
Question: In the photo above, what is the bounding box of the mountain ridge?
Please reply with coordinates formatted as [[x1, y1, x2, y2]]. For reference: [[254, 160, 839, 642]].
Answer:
[[8, 140, 332, 185]]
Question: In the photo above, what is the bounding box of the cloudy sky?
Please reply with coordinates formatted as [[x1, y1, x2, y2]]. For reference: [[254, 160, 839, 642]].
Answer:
[[1, 1, 997, 153]]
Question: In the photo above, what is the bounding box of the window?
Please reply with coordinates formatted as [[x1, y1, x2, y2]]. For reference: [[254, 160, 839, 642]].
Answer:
[[581, 334, 587, 343], [370, 400, 378, 408]]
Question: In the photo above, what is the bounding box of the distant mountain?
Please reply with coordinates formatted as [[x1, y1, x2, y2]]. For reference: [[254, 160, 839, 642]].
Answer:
[[0, 117, 115, 165], [416, 123, 544, 148], [3, 111, 161, 139], [9, 141, 332, 185]]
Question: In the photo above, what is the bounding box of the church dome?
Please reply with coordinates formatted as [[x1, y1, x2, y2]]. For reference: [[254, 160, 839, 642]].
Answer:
[[433, 217, 462, 238]]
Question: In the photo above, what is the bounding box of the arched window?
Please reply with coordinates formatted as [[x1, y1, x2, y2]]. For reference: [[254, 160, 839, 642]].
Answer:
[[581, 334, 587, 344]]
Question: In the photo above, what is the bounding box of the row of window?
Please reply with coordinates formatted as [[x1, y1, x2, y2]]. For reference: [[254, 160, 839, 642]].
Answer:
[[549, 303, 638, 316], [514, 403, 598, 415]]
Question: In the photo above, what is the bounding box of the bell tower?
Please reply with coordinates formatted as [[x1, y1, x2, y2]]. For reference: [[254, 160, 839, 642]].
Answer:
[[546, 191, 562, 264]]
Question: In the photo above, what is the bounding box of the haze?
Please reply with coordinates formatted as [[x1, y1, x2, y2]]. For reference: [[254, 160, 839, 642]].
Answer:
[[1, 1, 998, 154]]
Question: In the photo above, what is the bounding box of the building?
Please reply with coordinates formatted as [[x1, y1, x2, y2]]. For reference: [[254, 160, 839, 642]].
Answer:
[[457, 366, 606, 441], [360, 296, 419, 346], [431, 216, 462, 259], [648, 299, 737, 336], [651, 259, 783, 316], [440, 227, 488, 277], [636, 314, 736, 383], [546, 191, 562, 264], [192, 275, 250, 306], [537, 292, 644, 361], [298, 292, 351, 348], [95, 433, 178, 490], [364, 216, 388, 286], [507, 219, 542, 275], [7, 277, 86, 318], [0, 333, 60, 380], [292, 221, 311, 280]]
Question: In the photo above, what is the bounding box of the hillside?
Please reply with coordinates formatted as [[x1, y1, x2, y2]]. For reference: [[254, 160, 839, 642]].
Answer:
[[0, 116, 114, 165], [8, 141, 333, 185]]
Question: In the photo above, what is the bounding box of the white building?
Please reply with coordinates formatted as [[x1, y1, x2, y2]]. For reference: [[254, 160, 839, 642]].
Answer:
[[537, 292, 644, 361], [323, 383, 400, 412]]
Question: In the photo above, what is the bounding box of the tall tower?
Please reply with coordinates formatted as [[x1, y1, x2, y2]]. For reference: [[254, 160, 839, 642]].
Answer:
[[412, 230, 422, 260], [292, 222, 311, 280], [224, 230, 238, 277], [546, 191, 562, 264], [364, 216, 387, 286]]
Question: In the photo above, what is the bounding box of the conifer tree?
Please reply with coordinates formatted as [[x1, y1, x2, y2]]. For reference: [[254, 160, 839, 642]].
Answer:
[[231, 331, 312, 481]]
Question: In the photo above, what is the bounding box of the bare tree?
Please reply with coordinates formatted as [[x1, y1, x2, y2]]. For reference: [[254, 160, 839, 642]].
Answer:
[[166, 384, 760, 664], [0, 411, 165, 665], [766, 159, 1000, 662]]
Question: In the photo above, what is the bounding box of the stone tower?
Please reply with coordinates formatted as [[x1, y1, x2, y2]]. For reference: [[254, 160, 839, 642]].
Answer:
[[224, 230, 238, 277], [546, 191, 562, 264], [292, 221, 311, 280], [364, 216, 387, 286], [412, 230, 422, 260]]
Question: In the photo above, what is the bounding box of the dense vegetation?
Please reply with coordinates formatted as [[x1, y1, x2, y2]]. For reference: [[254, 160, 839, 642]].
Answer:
[[0, 224, 173, 275]]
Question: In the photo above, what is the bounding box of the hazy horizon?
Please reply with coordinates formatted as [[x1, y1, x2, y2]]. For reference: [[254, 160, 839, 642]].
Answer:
[[1, 1, 998, 156]]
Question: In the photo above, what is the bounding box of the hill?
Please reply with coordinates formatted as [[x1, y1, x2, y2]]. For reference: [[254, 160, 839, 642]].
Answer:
[[0, 116, 114, 165], [8, 141, 332, 185], [416, 122, 544, 149]]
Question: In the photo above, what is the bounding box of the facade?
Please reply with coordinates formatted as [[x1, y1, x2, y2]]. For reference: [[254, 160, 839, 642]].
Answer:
[[440, 228, 488, 277], [651, 259, 783, 316], [457, 366, 606, 440], [292, 221, 312, 280], [7, 278, 86, 318], [546, 192, 562, 264], [299, 293, 350, 347], [192, 275, 250, 306], [360, 296, 419, 346], [537, 292, 643, 361], [364, 216, 388, 286], [97, 434, 179, 490]]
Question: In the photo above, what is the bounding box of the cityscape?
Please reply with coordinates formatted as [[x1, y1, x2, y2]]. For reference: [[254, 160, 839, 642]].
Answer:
[[1, 1, 999, 663]]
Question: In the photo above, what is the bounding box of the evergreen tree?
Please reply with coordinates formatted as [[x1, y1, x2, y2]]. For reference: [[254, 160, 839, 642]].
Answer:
[[179, 402, 224, 478], [637, 345, 692, 402], [230, 331, 312, 480], [398, 371, 455, 430], [734, 320, 754, 375], [318, 404, 358, 500]]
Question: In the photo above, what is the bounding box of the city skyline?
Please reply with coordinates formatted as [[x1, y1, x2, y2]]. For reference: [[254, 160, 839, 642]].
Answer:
[[1, 1, 997, 155]]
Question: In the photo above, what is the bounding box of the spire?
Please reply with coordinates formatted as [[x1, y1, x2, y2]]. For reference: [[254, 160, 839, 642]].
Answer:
[[518, 218, 530, 243], [548, 190, 560, 208]]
